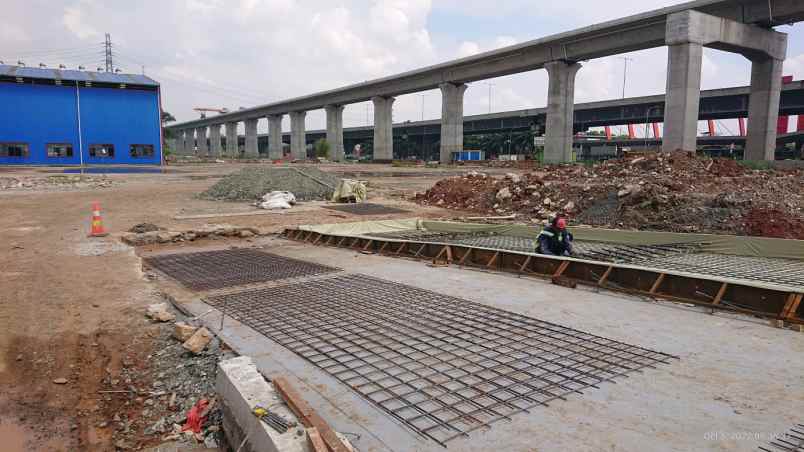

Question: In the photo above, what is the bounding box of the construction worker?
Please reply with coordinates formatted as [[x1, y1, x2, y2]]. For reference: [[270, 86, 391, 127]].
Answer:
[[536, 216, 574, 256]]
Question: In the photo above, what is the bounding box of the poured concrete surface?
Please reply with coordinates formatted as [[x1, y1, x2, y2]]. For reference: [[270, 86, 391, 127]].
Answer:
[[172, 238, 803, 452]]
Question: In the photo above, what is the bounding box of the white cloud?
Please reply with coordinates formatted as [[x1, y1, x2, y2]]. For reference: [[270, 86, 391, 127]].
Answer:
[[0, 0, 800, 132], [63, 2, 101, 40], [456, 41, 481, 58]]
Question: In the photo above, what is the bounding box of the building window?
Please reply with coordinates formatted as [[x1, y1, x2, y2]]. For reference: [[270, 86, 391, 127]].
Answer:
[[0, 143, 29, 158], [47, 143, 74, 158], [89, 144, 115, 158], [129, 144, 155, 158]]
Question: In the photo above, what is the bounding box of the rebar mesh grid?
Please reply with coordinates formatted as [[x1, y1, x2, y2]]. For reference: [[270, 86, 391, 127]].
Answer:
[[367, 230, 701, 264], [144, 249, 340, 290], [206, 273, 676, 446], [640, 253, 804, 289], [759, 423, 804, 452], [323, 203, 410, 215]]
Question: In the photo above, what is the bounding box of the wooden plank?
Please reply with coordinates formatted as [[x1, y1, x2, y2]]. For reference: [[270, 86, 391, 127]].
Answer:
[[486, 251, 499, 268], [350, 237, 361, 248], [362, 239, 374, 251], [272, 377, 350, 452], [712, 282, 728, 305], [394, 242, 407, 255], [598, 265, 614, 286], [552, 261, 569, 278], [649, 273, 666, 294], [306, 427, 329, 452], [312, 233, 323, 245], [445, 246, 453, 263], [518, 255, 532, 272], [336, 236, 347, 247]]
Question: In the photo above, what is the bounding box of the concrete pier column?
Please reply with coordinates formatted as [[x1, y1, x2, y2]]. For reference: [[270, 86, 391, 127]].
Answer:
[[372, 96, 395, 161], [244, 118, 259, 158], [745, 57, 784, 161], [289, 111, 307, 160], [544, 61, 581, 163], [267, 114, 284, 160], [176, 130, 187, 155], [196, 126, 208, 156], [183, 130, 192, 155], [209, 124, 222, 157], [325, 105, 345, 161], [439, 83, 468, 164], [662, 43, 703, 152], [225, 122, 238, 158]]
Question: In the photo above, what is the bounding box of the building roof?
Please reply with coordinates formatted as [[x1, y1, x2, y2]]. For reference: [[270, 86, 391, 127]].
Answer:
[[0, 64, 159, 87]]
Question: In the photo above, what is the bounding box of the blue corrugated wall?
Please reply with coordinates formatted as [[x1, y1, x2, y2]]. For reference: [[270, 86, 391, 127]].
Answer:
[[0, 82, 161, 165]]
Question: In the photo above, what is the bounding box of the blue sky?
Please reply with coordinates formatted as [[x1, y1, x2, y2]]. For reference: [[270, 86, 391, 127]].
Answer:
[[1, 0, 802, 135]]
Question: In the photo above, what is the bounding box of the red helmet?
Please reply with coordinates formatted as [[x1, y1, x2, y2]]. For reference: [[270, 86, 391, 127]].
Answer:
[[556, 217, 568, 229]]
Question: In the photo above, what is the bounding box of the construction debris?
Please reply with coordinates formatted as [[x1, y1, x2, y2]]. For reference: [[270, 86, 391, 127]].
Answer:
[[257, 191, 296, 209], [146, 303, 176, 322], [173, 322, 199, 342], [182, 327, 213, 354], [0, 174, 115, 191], [201, 167, 340, 201], [122, 224, 266, 246], [416, 153, 804, 238]]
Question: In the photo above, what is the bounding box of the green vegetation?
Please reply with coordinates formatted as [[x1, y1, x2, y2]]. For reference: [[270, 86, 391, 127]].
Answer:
[[314, 139, 331, 159]]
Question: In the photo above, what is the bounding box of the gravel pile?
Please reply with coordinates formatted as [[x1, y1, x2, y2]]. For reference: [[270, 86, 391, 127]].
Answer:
[[201, 167, 340, 201]]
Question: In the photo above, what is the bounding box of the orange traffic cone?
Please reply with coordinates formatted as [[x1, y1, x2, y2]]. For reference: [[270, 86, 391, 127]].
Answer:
[[88, 202, 108, 237]]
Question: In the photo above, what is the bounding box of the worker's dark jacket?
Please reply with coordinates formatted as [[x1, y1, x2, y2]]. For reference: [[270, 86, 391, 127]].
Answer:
[[536, 226, 573, 256]]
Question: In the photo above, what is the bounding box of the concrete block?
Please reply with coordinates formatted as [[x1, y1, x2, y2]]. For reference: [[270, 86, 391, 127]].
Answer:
[[216, 356, 308, 452]]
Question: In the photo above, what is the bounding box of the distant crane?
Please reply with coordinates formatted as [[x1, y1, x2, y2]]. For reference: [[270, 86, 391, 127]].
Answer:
[[193, 107, 230, 119]]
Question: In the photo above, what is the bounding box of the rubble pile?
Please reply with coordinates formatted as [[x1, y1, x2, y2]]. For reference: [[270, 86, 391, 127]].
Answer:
[[416, 153, 804, 239], [201, 167, 340, 201], [104, 303, 233, 450], [121, 223, 265, 246], [0, 174, 115, 191]]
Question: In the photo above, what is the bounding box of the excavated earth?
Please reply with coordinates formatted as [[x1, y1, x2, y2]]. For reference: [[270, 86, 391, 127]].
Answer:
[[417, 153, 804, 239]]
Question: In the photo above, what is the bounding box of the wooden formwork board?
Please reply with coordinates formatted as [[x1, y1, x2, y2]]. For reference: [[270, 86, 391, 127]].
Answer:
[[283, 229, 804, 325]]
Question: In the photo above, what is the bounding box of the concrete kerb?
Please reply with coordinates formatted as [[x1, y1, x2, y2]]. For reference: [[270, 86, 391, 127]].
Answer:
[[217, 356, 307, 452]]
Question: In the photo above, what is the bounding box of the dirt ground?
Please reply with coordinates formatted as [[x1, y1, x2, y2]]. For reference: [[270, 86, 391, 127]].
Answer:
[[0, 162, 469, 451]]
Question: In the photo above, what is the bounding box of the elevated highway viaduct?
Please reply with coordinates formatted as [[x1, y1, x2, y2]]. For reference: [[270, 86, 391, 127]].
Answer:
[[166, 0, 804, 163]]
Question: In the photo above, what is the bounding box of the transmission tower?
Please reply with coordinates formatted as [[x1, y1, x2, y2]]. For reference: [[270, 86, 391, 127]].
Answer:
[[104, 33, 113, 72]]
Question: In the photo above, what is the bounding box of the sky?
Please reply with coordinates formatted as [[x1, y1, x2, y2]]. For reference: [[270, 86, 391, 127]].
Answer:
[[2, 0, 803, 136]]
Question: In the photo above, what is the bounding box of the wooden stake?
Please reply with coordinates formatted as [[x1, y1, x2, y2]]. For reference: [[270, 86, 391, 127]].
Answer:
[[312, 233, 322, 245], [712, 282, 728, 305], [518, 256, 532, 273], [649, 273, 666, 294], [598, 265, 614, 286], [336, 236, 347, 247], [782, 293, 803, 319], [272, 377, 350, 452], [553, 261, 569, 278], [395, 242, 407, 255], [413, 244, 427, 258], [378, 241, 389, 254], [445, 246, 453, 263], [458, 248, 471, 265], [362, 240, 374, 251], [486, 251, 499, 268]]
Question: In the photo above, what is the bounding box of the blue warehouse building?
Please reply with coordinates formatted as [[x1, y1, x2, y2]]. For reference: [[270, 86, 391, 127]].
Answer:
[[0, 65, 162, 165]]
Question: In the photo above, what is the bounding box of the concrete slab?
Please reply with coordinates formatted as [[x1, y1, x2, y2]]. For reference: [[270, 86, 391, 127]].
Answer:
[[169, 238, 804, 452]]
